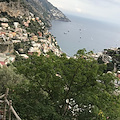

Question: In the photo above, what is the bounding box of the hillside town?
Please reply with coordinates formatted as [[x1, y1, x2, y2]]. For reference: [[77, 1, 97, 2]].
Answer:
[[0, 11, 63, 68], [0, 1, 120, 81], [1, 10, 120, 78]]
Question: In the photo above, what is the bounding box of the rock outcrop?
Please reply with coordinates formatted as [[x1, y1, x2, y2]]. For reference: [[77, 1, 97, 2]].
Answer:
[[0, 0, 70, 27], [0, 42, 14, 53], [0, 1, 29, 18]]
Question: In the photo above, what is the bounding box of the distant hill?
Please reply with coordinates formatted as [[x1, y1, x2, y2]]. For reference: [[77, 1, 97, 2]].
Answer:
[[0, 0, 70, 27], [23, 0, 70, 27]]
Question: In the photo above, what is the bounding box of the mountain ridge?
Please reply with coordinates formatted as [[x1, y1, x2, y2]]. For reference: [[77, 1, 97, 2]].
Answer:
[[0, 0, 70, 27], [23, 0, 70, 27]]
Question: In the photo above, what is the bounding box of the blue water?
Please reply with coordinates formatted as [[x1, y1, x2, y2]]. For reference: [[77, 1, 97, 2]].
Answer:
[[49, 15, 120, 56]]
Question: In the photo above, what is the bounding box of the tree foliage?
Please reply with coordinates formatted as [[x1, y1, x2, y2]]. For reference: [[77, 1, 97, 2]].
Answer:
[[9, 50, 120, 120], [0, 66, 24, 93]]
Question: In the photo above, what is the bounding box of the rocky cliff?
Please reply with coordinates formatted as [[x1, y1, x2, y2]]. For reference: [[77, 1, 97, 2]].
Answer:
[[0, 0, 70, 27], [0, 1, 29, 18], [23, 0, 70, 26]]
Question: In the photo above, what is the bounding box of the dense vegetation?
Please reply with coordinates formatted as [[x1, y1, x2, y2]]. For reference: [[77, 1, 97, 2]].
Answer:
[[1, 50, 120, 120]]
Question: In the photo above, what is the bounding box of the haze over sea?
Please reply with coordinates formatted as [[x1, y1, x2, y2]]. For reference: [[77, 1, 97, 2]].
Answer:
[[49, 15, 120, 56]]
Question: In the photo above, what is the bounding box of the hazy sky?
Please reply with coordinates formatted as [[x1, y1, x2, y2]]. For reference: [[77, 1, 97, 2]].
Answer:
[[48, 0, 120, 24]]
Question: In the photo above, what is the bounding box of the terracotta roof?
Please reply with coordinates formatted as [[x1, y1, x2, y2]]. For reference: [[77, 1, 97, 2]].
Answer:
[[0, 61, 5, 65]]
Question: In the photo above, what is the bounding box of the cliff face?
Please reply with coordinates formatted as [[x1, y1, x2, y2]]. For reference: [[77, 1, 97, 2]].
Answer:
[[0, 0, 70, 27], [37, 0, 70, 21], [24, 0, 70, 25], [0, 1, 29, 18]]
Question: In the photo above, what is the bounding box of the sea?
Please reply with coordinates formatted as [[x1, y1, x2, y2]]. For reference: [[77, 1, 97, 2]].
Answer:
[[49, 15, 120, 56]]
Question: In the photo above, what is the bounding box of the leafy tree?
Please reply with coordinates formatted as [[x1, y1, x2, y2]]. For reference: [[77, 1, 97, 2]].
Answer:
[[98, 56, 104, 64], [10, 50, 120, 120], [0, 66, 24, 93], [107, 62, 114, 71]]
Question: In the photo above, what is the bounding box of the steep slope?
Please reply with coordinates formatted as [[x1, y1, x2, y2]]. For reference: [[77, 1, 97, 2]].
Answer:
[[23, 0, 70, 26], [0, 0, 63, 61], [0, 0, 70, 27], [0, 1, 29, 18]]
